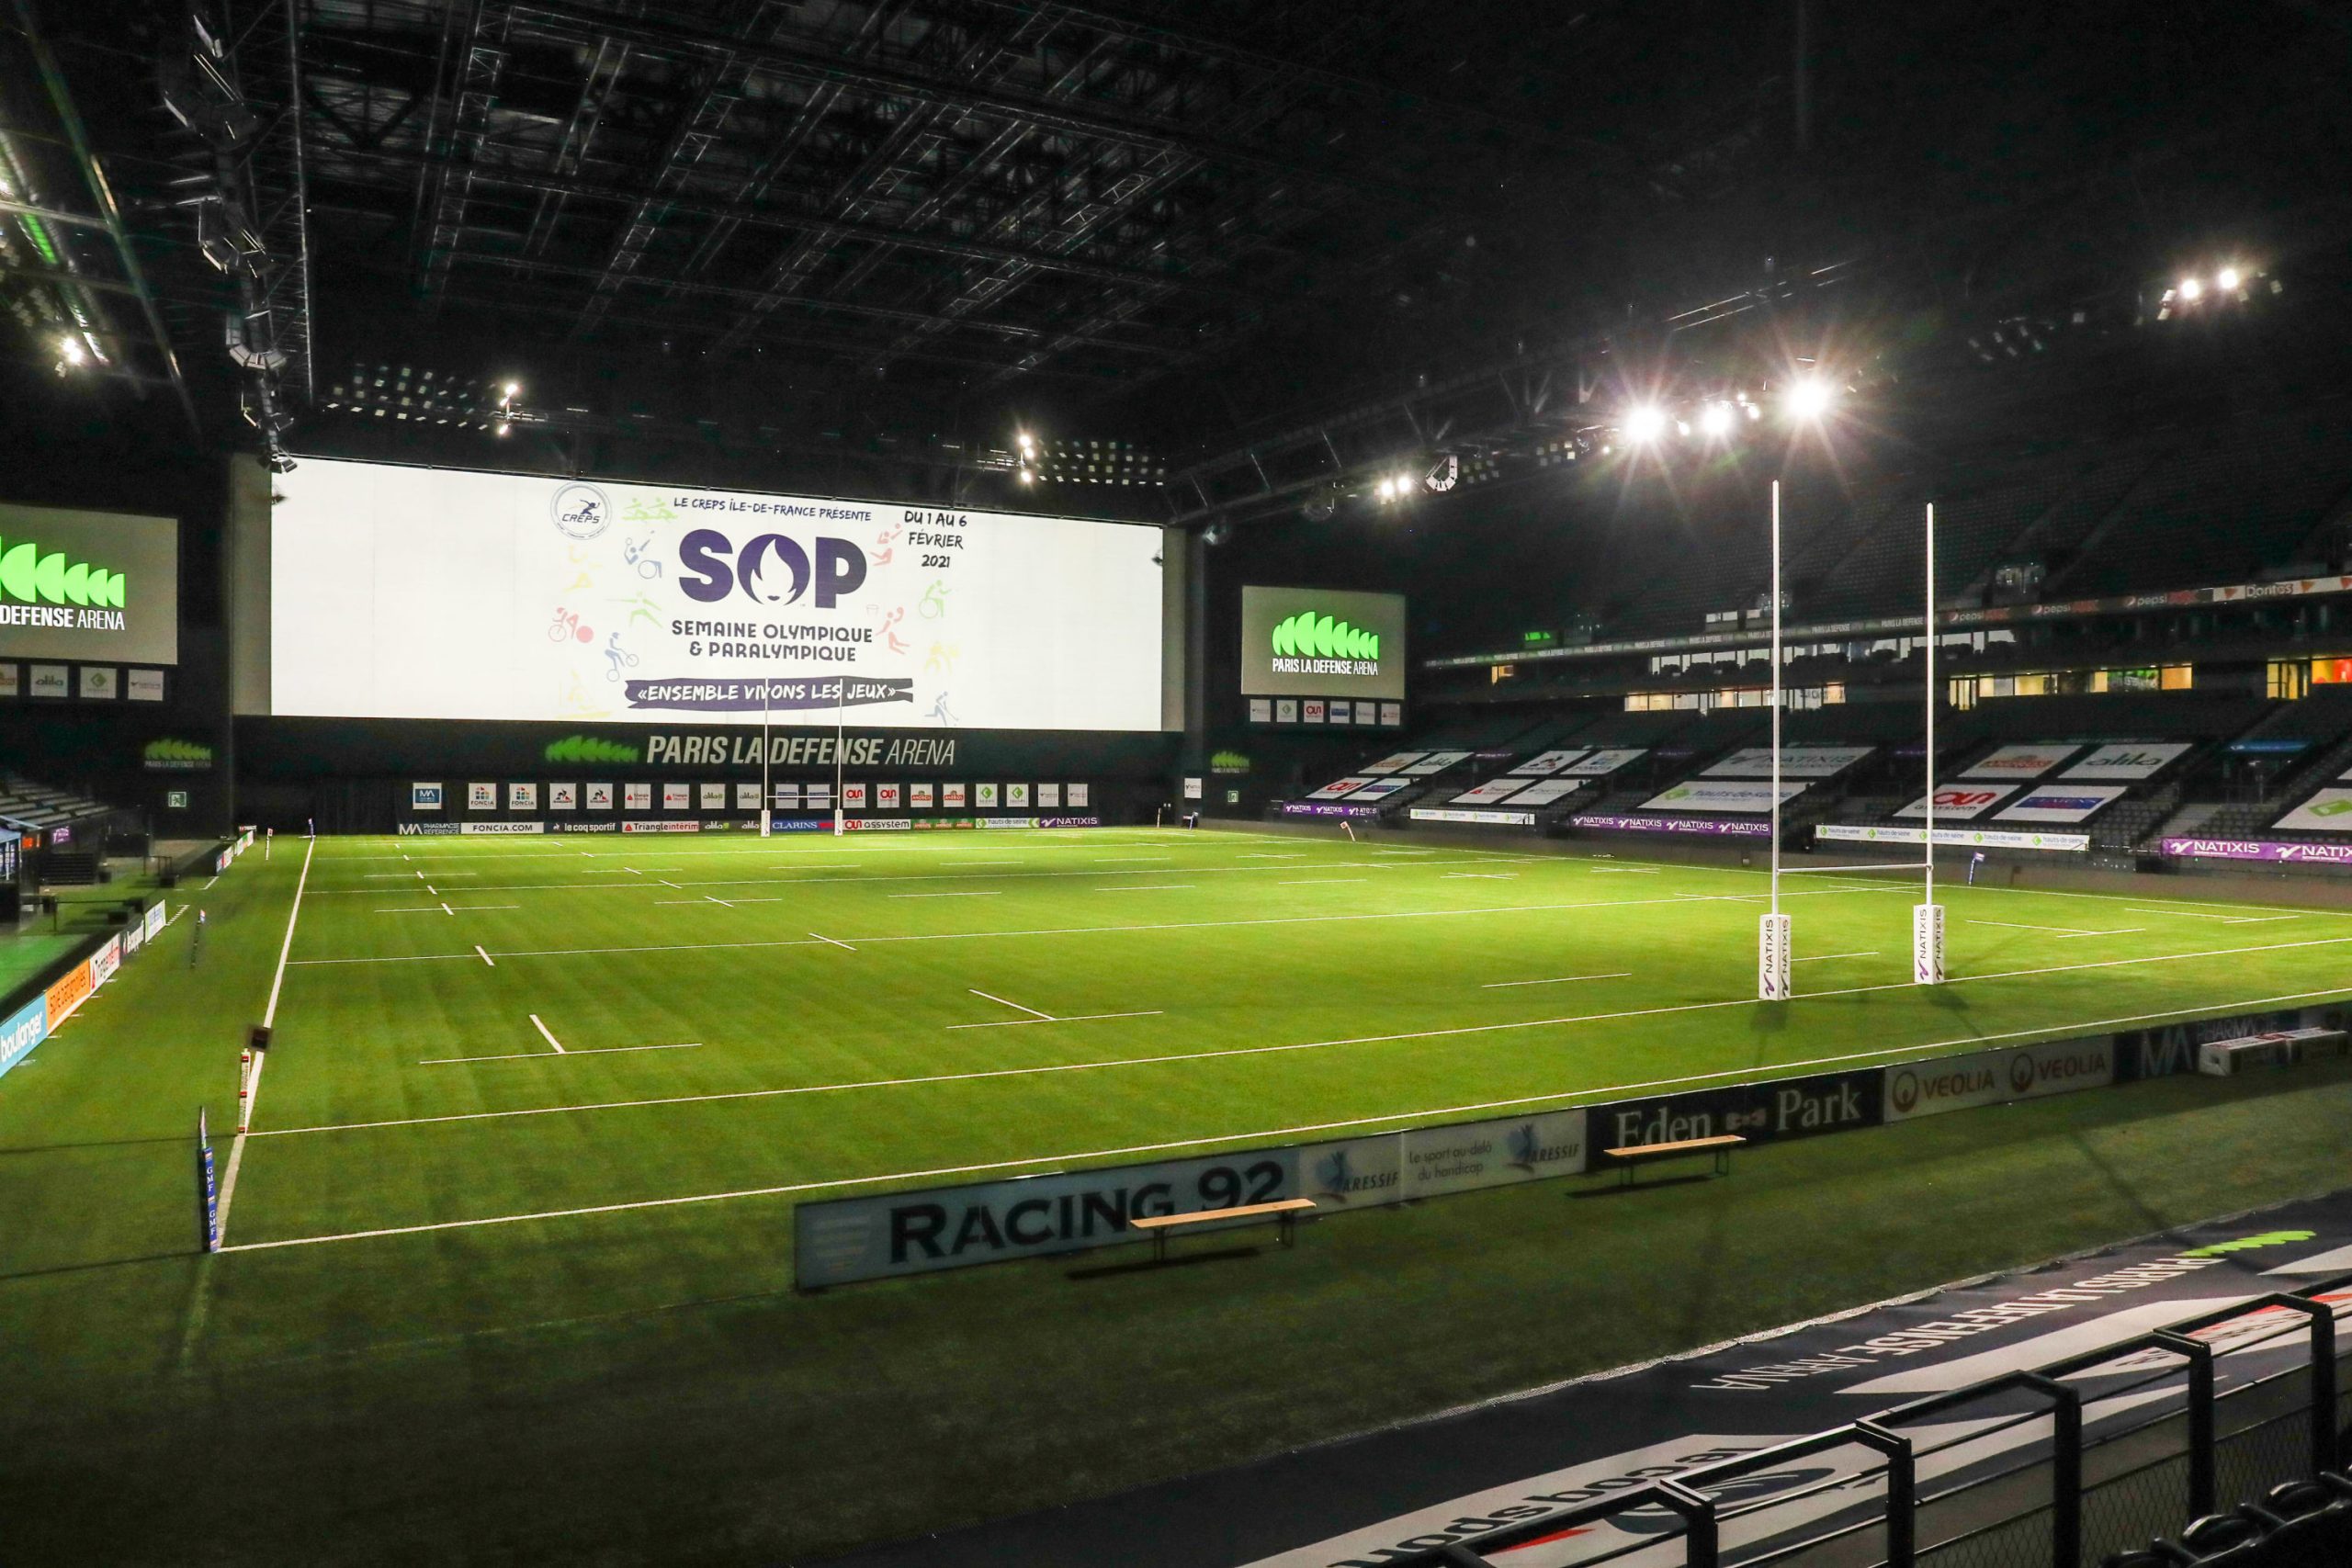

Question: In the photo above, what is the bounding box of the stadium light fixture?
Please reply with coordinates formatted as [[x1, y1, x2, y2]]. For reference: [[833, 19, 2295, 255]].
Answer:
[[1623, 403, 1668, 444], [2216, 265, 2242, 291], [495, 420, 512, 437], [55, 333, 86, 370], [1017, 468, 1034, 485], [2177, 276, 2204, 302], [1784, 375, 1836, 422], [502, 381, 521, 400], [1700, 402, 1736, 438]]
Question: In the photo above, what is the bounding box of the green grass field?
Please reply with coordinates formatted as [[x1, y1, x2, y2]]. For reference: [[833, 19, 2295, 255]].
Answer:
[[6, 824, 2352, 1564]]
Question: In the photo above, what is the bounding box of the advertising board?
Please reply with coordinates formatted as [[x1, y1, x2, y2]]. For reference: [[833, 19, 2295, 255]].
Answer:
[[1505, 750, 1587, 776], [2162, 837, 2352, 863], [1399, 750, 1472, 775], [2270, 789, 2352, 833], [1561, 748, 1646, 777], [1408, 807, 1536, 827], [1883, 1038, 2115, 1122], [1570, 813, 1770, 837], [1500, 777, 1583, 808], [1360, 751, 1426, 774], [261, 457, 1167, 729], [1993, 784, 2127, 824], [1702, 745, 1873, 779], [1448, 779, 1532, 806], [1960, 744, 2077, 779], [0, 501, 179, 665], [1894, 784, 2018, 820], [1817, 823, 2090, 852], [1238, 585, 1407, 701], [1640, 780, 1808, 814], [411, 783, 444, 811], [2061, 742, 2190, 780], [467, 782, 496, 810], [1346, 778, 1413, 801]]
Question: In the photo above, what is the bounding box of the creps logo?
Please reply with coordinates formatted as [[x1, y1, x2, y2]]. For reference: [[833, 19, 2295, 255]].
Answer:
[[678, 528, 867, 607], [0, 535, 127, 607], [1270, 610, 1379, 661]]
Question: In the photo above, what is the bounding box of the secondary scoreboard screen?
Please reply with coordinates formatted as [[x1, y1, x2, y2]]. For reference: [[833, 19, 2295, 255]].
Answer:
[[1239, 585, 1406, 701], [249, 458, 1170, 730], [0, 502, 178, 666]]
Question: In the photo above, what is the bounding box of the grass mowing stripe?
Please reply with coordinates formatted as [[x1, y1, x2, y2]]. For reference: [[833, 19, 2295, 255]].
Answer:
[[249, 947, 2352, 1141], [218, 980, 2352, 1255], [284, 882, 1917, 966]]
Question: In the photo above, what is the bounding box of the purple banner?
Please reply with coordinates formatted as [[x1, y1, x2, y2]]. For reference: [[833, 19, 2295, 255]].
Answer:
[[1571, 813, 1772, 838], [1282, 802, 1385, 818], [2160, 837, 2352, 864]]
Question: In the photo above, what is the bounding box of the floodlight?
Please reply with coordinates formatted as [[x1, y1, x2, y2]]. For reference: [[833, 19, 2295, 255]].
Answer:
[[1784, 375, 1836, 421], [1623, 404, 1668, 443], [2177, 276, 2204, 301], [2216, 265, 2242, 291], [503, 381, 520, 399], [1700, 402, 1735, 437], [56, 334, 86, 368], [496, 420, 512, 436], [1017, 468, 1034, 484]]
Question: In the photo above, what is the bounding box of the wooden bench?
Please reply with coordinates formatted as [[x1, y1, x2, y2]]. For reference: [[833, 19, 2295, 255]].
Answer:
[[1130, 1198, 1316, 1263], [1599, 1134, 1746, 1189]]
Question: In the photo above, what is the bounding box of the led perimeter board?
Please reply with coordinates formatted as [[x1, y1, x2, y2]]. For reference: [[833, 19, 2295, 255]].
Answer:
[[243, 458, 1173, 730], [0, 502, 178, 665], [1239, 585, 1406, 702]]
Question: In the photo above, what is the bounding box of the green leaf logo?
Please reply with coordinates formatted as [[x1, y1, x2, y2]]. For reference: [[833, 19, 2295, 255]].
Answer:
[[1272, 610, 1377, 661], [543, 735, 640, 764], [0, 535, 126, 607], [142, 738, 212, 763]]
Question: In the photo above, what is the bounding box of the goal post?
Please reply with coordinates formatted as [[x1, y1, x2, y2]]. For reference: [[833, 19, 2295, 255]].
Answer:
[[1916, 500, 1942, 986]]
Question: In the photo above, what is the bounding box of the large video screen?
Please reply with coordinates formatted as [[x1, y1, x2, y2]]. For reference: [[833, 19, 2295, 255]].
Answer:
[[1239, 585, 1406, 701], [256, 459, 1168, 729], [0, 502, 178, 665]]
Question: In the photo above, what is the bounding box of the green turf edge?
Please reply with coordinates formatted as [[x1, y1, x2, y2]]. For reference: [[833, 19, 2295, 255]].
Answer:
[[1, 1051, 2346, 1565]]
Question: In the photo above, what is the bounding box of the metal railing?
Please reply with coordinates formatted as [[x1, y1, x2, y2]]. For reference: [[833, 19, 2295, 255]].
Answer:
[[1379, 1273, 2351, 1568]]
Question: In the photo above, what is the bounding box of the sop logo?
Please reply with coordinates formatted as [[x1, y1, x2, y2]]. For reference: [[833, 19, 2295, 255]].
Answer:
[[678, 528, 867, 608], [2009, 1053, 2040, 1095], [551, 481, 611, 539], [1890, 1069, 1919, 1114]]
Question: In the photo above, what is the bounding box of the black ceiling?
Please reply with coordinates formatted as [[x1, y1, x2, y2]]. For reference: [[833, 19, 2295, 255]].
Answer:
[[11, 0, 2352, 479]]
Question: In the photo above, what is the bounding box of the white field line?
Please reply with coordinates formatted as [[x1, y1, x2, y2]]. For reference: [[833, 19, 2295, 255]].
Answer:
[[216, 838, 311, 1243], [2057, 928, 2144, 940], [1968, 919, 2090, 935], [1794, 951, 1881, 964], [1481, 972, 1632, 989], [1443, 873, 1519, 880], [475, 945, 495, 967], [165, 904, 187, 926], [440, 901, 455, 916], [890, 891, 1001, 899], [946, 1010, 1163, 1032], [425, 886, 437, 896], [222, 977, 2352, 1254], [969, 988, 1054, 1021], [1095, 885, 1196, 892], [282, 883, 1920, 968], [808, 931, 855, 952], [202, 874, 220, 890], [296, 854, 1516, 898], [529, 1014, 566, 1054], [420, 1043, 700, 1066], [1279, 878, 1367, 886], [2125, 908, 2298, 925], [253, 936, 2352, 1142]]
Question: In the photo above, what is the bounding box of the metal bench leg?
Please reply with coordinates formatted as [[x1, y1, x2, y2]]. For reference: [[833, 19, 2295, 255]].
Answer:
[[1280, 1213, 1295, 1250], [1153, 1230, 1167, 1266]]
